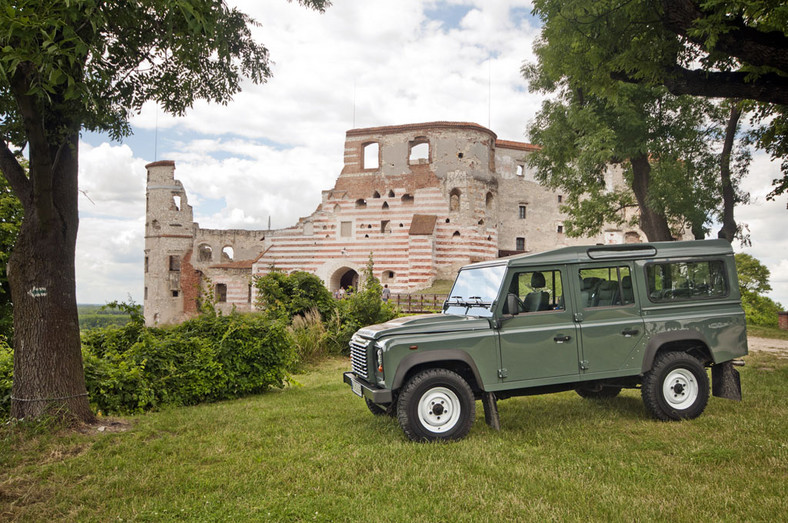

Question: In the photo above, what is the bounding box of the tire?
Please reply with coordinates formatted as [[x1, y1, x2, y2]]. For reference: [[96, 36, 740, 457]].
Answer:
[[365, 397, 395, 417], [576, 384, 622, 399], [396, 368, 475, 442], [642, 351, 709, 421]]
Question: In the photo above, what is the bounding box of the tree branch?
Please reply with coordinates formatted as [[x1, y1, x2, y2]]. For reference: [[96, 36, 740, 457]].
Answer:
[[612, 67, 788, 105], [0, 139, 32, 208]]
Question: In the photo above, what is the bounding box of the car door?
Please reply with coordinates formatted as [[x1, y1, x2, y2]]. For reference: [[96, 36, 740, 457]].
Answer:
[[574, 263, 645, 378], [497, 266, 580, 385]]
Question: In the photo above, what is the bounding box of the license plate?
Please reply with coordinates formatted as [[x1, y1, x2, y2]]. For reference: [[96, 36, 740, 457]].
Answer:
[[351, 378, 363, 397]]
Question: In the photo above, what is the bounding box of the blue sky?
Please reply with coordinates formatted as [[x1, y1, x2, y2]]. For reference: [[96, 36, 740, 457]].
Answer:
[[74, 0, 788, 307]]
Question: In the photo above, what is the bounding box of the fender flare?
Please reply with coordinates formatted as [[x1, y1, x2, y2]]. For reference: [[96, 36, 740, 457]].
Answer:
[[641, 329, 710, 373], [391, 349, 485, 391]]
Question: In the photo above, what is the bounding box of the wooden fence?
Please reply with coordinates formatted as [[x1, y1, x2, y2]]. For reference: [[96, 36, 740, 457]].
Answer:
[[390, 294, 448, 314]]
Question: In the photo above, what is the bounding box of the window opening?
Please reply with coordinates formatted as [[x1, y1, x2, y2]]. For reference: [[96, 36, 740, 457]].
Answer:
[[381, 220, 391, 233], [516, 164, 524, 177], [198, 244, 213, 262], [216, 283, 227, 303], [516, 237, 525, 251], [401, 194, 414, 205], [355, 199, 367, 208], [221, 246, 234, 261], [519, 205, 527, 220], [409, 138, 430, 164], [172, 194, 181, 211], [169, 255, 181, 272], [362, 142, 379, 169], [449, 189, 461, 212]]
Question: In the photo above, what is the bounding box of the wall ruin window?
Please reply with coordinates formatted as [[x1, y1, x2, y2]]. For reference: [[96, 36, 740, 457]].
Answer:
[[382, 201, 389, 210], [216, 283, 227, 302], [172, 290, 179, 297], [388, 190, 395, 197], [372, 191, 381, 198], [248, 284, 252, 303], [485, 192, 494, 211], [362, 142, 379, 169], [145, 256, 149, 273], [557, 224, 564, 233], [169, 255, 181, 272], [516, 164, 524, 177], [172, 194, 181, 211], [409, 138, 430, 164], [198, 244, 213, 262], [401, 194, 414, 205], [557, 194, 563, 203], [452, 231, 461, 239], [516, 237, 525, 251], [519, 204, 527, 220], [355, 199, 367, 208], [382, 270, 395, 283], [381, 220, 391, 233], [449, 189, 461, 212], [221, 246, 234, 262]]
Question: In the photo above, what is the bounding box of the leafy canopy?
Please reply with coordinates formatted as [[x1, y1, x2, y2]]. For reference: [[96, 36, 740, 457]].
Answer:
[[0, 0, 329, 146]]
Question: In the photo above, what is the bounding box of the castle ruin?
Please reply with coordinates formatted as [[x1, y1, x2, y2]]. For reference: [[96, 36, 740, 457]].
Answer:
[[144, 121, 643, 325]]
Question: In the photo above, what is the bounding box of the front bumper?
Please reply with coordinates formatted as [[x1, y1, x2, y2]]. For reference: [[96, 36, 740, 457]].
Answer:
[[343, 372, 393, 404]]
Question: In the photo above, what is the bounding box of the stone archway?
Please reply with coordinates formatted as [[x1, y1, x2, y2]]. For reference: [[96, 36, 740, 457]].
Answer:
[[335, 268, 359, 292]]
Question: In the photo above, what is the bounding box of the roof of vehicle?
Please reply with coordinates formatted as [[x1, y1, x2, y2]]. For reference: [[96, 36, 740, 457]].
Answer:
[[463, 239, 734, 270]]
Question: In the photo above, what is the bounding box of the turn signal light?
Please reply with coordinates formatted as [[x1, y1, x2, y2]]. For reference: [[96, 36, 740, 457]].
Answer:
[[409, 345, 418, 350]]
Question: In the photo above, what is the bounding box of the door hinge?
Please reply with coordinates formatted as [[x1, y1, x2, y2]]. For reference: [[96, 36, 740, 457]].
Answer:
[[574, 312, 583, 323], [498, 368, 508, 378], [579, 360, 589, 371]]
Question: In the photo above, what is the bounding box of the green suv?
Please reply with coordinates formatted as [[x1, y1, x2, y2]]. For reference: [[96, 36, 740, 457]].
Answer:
[[343, 240, 747, 441]]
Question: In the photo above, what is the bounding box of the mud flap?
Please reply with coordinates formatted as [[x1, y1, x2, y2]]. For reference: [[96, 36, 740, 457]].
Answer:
[[482, 392, 501, 431], [712, 361, 742, 401]]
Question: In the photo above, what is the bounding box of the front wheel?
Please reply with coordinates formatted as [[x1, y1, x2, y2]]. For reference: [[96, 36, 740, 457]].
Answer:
[[397, 368, 475, 442], [642, 352, 709, 421]]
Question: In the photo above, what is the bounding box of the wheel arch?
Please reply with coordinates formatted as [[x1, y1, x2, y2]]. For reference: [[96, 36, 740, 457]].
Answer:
[[391, 350, 484, 393], [641, 329, 713, 374]]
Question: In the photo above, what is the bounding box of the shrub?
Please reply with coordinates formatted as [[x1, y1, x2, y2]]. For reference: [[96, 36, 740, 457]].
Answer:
[[0, 337, 12, 418], [255, 269, 335, 321], [288, 308, 331, 369]]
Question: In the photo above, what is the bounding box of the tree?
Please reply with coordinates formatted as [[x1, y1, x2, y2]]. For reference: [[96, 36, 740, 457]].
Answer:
[[0, 0, 330, 422], [524, 80, 732, 241], [529, 0, 788, 199], [735, 253, 784, 327]]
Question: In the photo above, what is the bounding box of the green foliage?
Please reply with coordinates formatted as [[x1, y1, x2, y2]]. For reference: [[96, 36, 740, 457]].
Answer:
[[78, 311, 294, 415], [527, 0, 787, 198], [0, 159, 23, 339], [288, 308, 332, 369], [255, 269, 336, 321], [0, 337, 11, 417], [735, 253, 784, 327]]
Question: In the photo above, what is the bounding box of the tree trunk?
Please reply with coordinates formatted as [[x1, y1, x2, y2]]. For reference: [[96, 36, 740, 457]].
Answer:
[[8, 135, 94, 422], [630, 154, 674, 241], [717, 103, 742, 243]]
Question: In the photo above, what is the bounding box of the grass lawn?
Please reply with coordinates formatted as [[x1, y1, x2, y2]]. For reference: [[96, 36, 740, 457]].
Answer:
[[2, 351, 787, 522]]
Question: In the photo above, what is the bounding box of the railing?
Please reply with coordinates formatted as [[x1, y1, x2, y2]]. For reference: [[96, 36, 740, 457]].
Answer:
[[391, 294, 448, 314]]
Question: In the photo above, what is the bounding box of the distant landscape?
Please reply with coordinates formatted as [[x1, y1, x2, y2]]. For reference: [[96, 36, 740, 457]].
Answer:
[[77, 304, 131, 330]]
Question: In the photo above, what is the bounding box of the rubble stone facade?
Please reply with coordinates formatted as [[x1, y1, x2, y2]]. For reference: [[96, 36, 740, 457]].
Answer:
[[144, 121, 644, 325]]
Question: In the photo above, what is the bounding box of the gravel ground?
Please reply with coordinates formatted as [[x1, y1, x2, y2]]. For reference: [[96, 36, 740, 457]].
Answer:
[[747, 336, 788, 356]]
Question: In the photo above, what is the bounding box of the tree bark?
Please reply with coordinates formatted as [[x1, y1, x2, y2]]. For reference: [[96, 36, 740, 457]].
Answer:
[[717, 104, 742, 244], [630, 154, 674, 241], [7, 134, 93, 422]]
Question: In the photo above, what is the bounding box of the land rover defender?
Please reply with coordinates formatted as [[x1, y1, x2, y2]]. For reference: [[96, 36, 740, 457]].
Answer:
[[343, 239, 747, 441]]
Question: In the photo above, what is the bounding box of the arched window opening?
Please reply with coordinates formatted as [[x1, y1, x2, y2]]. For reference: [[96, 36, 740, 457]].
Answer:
[[362, 142, 379, 169], [372, 191, 381, 198], [333, 203, 341, 214], [216, 283, 227, 302], [401, 194, 414, 205], [452, 231, 461, 239], [355, 199, 367, 208], [382, 270, 395, 283], [172, 194, 181, 211], [382, 201, 389, 210], [221, 246, 234, 262], [409, 138, 430, 164], [198, 244, 213, 262], [449, 188, 461, 212], [485, 192, 494, 210], [388, 190, 395, 197]]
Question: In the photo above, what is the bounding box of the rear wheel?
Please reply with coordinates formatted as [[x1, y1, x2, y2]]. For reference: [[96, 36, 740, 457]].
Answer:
[[642, 352, 709, 421], [397, 368, 475, 442]]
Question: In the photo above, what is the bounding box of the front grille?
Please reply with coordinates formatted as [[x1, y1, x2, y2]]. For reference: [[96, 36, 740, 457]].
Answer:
[[349, 337, 369, 379]]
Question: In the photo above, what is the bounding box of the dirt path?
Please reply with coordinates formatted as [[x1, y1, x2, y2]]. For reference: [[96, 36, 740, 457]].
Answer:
[[747, 336, 788, 356]]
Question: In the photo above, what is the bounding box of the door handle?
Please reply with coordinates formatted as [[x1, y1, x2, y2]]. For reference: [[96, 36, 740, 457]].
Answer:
[[554, 334, 572, 343], [621, 328, 639, 337]]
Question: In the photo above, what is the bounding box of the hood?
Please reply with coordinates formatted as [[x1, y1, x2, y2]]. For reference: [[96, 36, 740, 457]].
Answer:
[[356, 313, 491, 340]]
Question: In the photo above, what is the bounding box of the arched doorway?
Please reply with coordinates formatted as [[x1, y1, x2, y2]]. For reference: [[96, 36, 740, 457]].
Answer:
[[330, 267, 359, 292]]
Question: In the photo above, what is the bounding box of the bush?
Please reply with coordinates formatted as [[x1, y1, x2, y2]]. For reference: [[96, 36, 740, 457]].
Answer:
[[288, 308, 332, 369], [255, 269, 335, 321], [80, 311, 294, 415], [0, 337, 12, 418]]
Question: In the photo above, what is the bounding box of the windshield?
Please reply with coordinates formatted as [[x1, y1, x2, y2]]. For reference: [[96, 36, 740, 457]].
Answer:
[[444, 265, 506, 317]]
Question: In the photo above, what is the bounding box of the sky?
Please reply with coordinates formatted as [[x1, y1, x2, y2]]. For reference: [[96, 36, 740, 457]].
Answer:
[[75, 0, 788, 308]]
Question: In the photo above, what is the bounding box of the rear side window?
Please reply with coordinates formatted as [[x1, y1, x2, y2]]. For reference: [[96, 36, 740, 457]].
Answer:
[[646, 260, 727, 302], [579, 266, 634, 308]]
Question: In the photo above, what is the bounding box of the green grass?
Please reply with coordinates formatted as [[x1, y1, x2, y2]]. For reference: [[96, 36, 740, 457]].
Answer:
[[2, 352, 787, 522], [748, 324, 788, 341]]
